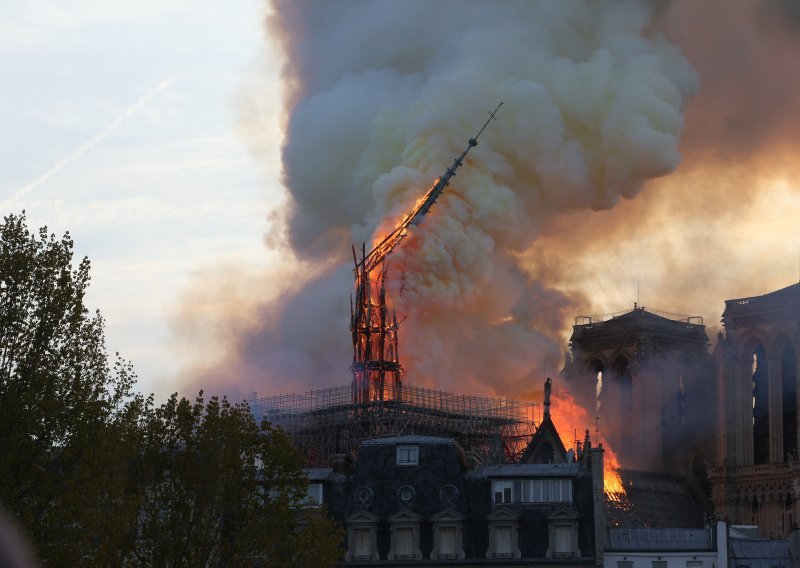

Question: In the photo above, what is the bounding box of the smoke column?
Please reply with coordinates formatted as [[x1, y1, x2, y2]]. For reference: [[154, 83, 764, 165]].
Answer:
[[176, 0, 700, 399], [522, 0, 800, 330]]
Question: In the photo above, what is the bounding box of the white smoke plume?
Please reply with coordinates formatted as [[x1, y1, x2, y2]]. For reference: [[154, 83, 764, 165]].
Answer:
[[181, 0, 697, 399]]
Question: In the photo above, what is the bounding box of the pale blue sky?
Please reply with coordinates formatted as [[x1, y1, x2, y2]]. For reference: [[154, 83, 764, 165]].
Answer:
[[1, 0, 284, 399]]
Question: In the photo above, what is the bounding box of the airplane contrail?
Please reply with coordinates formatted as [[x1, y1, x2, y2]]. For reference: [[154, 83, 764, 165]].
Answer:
[[6, 75, 179, 206]]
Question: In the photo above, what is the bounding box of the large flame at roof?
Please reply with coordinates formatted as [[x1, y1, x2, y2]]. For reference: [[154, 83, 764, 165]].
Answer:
[[550, 383, 625, 499]]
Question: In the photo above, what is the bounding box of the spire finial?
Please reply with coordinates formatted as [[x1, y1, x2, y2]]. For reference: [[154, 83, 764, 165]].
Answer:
[[543, 377, 552, 420]]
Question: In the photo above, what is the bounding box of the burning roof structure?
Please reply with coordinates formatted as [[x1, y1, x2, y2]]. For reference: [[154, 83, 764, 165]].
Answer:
[[606, 469, 708, 528], [249, 383, 538, 467], [250, 108, 545, 467]]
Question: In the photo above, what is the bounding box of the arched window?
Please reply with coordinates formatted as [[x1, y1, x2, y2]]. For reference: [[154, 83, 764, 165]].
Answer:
[[612, 356, 633, 448], [591, 359, 605, 413], [752, 345, 769, 464], [782, 343, 798, 460]]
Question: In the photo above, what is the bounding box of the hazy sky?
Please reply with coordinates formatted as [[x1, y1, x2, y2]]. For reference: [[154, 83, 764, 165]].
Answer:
[[0, 0, 283, 400]]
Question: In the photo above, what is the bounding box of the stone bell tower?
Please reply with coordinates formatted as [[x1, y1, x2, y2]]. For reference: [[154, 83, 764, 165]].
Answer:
[[563, 304, 713, 473]]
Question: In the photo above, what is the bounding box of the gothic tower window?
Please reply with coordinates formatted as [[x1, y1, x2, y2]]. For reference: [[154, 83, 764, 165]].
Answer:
[[752, 345, 769, 464], [612, 356, 633, 448], [592, 358, 605, 413], [781, 343, 797, 460]]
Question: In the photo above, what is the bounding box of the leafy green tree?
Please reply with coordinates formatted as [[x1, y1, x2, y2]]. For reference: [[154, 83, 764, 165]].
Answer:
[[129, 392, 343, 567], [0, 213, 343, 566], [0, 212, 140, 562]]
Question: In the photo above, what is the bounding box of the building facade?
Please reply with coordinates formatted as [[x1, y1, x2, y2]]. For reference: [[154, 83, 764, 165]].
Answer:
[[563, 306, 713, 473], [709, 283, 800, 538], [603, 523, 728, 568], [306, 386, 607, 567]]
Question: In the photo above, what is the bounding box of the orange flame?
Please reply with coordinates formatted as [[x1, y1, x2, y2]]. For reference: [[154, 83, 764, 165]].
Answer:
[[549, 385, 626, 499]]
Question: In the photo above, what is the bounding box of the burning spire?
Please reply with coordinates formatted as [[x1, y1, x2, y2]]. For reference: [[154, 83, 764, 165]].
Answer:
[[350, 105, 502, 402]]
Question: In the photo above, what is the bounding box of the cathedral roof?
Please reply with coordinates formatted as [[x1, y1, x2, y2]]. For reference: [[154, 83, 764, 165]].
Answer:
[[569, 306, 707, 350], [606, 469, 707, 528], [723, 282, 800, 320], [574, 306, 704, 331]]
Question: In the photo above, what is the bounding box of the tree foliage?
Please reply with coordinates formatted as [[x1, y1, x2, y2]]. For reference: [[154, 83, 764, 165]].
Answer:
[[130, 393, 341, 567], [0, 213, 343, 566]]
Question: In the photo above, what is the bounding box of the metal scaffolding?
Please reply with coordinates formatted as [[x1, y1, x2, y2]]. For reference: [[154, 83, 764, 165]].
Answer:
[[249, 382, 539, 466]]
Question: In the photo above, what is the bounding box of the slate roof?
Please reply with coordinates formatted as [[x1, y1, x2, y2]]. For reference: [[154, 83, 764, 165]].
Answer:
[[468, 463, 582, 478], [305, 467, 334, 481], [723, 282, 800, 319], [607, 527, 712, 551], [729, 538, 792, 568], [606, 469, 707, 528], [573, 306, 705, 335]]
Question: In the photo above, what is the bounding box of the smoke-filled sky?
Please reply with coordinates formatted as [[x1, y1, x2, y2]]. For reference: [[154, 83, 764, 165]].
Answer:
[[4, 0, 800, 403]]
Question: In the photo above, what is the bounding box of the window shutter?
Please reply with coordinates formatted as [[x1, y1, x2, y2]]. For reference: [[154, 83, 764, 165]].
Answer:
[[353, 528, 370, 558], [395, 527, 414, 558], [439, 526, 456, 555], [495, 526, 512, 554], [554, 525, 571, 555]]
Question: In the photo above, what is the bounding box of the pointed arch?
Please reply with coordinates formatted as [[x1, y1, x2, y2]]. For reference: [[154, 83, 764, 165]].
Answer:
[[740, 337, 770, 465], [611, 355, 634, 449], [774, 337, 798, 460], [588, 358, 606, 413]]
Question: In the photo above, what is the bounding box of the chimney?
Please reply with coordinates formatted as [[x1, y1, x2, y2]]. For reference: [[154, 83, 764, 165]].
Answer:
[[331, 453, 354, 474], [590, 445, 605, 565]]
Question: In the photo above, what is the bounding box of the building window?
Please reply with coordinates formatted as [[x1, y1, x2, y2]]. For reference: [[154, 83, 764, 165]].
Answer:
[[302, 483, 322, 506], [394, 527, 415, 559], [617, 562, 633, 568], [388, 509, 422, 561], [431, 508, 465, 560], [493, 478, 572, 504], [438, 526, 458, 557], [553, 525, 572, 557], [686, 562, 703, 568], [352, 528, 371, 560], [493, 526, 514, 558], [396, 445, 418, 465], [345, 510, 379, 562], [652, 561, 668, 568], [486, 508, 521, 559], [546, 506, 580, 559], [493, 480, 513, 504]]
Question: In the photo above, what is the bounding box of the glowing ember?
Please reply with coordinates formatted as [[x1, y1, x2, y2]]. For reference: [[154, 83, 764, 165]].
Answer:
[[549, 384, 626, 499]]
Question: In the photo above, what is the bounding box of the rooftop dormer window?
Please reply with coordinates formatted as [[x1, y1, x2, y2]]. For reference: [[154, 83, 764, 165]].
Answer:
[[492, 478, 572, 504], [302, 483, 323, 507], [396, 445, 418, 465]]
